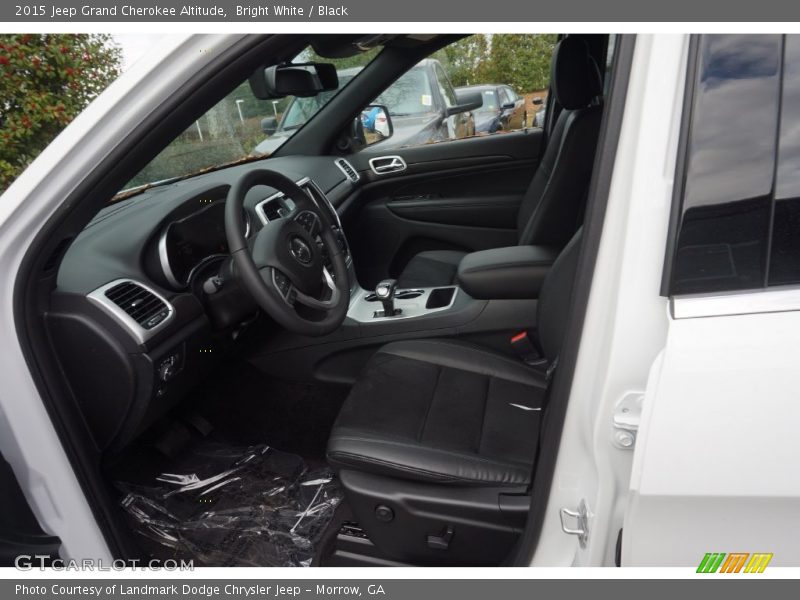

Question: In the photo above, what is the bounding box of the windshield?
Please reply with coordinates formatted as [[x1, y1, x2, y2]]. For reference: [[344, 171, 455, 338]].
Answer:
[[125, 47, 378, 190], [280, 72, 357, 130], [375, 67, 434, 116]]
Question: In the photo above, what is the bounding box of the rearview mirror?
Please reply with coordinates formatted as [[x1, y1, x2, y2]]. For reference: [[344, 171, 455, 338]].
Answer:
[[249, 62, 339, 100], [360, 104, 393, 145], [261, 117, 278, 135], [447, 89, 483, 117]]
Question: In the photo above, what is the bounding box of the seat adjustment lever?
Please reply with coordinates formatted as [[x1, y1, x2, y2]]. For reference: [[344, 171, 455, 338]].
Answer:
[[426, 525, 454, 550]]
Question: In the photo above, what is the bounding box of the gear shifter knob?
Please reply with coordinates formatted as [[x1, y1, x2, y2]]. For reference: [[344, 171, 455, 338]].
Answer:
[[374, 278, 399, 317]]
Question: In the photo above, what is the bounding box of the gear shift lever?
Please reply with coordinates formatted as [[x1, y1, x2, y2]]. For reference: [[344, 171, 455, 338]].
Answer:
[[374, 278, 400, 317]]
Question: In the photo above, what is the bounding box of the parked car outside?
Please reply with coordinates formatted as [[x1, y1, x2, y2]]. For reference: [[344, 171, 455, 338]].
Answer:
[[254, 58, 475, 155], [534, 99, 547, 128], [457, 83, 527, 133]]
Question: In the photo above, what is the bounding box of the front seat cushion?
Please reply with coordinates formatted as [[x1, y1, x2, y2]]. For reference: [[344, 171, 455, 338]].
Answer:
[[396, 250, 467, 288], [327, 339, 546, 487]]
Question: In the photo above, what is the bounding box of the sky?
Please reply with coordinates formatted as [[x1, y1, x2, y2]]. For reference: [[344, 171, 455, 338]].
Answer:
[[113, 33, 167, 71]]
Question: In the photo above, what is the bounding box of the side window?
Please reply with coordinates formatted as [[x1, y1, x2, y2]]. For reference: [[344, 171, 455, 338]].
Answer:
[[363, 34, 556, 150], [667, 34, 792, 296], [769, 35, 800, 285], [498, 87, 511, 106]]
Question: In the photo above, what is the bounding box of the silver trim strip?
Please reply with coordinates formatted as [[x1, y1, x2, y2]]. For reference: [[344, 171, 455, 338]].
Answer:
[[158, 228, 183, 289], [369, 155, 407, 175], [87, 279, 175, 345], [334, 158, 360, 183], [671, 286, 800, 319]]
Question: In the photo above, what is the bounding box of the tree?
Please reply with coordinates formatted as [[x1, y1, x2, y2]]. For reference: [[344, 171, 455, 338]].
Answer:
[[0, 34, 122, 192], [487, 34, 556, 92], [434, 35, 490, 87]]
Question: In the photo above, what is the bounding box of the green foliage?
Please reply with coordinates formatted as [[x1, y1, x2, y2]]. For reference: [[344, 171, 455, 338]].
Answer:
[[0, 34, 122, 192], [435, 35, 490, 87], [434, 34, 556, 92], [488, 34, 556, 92]]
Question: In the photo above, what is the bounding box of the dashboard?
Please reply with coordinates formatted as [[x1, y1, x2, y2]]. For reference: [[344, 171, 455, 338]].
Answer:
[[49, 155, 361, 452]]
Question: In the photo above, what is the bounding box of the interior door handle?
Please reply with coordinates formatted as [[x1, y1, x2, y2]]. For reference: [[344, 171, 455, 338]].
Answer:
[[369, 155, 407, 175]]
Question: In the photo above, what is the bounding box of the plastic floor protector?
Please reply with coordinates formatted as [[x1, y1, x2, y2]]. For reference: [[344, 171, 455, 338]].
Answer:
[[117, 443, 343, 566]]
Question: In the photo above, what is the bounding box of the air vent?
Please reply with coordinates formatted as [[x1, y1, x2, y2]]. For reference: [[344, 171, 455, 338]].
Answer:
[[104, 281, 170, 330], [335, 158, 360, 183]]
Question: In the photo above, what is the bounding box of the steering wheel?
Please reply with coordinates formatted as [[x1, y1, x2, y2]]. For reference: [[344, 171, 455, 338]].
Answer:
[[224, 169, 349, 336]]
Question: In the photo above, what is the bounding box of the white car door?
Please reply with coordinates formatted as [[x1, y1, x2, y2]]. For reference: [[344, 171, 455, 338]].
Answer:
[[623, 33, 800, 568]]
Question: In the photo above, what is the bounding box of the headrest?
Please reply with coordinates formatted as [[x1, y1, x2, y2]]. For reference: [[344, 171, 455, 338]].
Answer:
[[550, 37, 602, 110]]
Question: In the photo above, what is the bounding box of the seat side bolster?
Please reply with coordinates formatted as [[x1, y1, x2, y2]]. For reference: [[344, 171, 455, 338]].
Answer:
[[327, 433, 532, 486]]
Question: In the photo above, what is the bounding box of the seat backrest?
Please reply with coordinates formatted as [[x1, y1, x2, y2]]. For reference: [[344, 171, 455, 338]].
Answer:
[[537, 229, 582, 362], [516, 37, 603, 248]]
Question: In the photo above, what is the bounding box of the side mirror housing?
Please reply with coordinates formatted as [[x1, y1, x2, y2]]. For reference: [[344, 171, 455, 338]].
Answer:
[[249, 62, 338, 100], [261, 116, 278, 135], [447, 89, 483, 117], [359, 104, 393, 144], [501, 102, 516, 110]]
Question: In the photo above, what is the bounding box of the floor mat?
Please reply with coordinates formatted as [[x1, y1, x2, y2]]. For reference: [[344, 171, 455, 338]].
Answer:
[[116, 442, 343, 567]]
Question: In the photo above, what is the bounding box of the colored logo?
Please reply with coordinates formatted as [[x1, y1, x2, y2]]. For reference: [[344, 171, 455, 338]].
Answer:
[[697, 552, 773, 573]]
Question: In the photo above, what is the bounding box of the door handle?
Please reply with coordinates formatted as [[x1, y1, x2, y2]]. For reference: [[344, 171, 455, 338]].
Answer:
[[369, 155, 407, 175]]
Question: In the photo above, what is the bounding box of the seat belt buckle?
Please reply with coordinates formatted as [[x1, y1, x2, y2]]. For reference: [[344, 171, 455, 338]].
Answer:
[[510, 331, 546, 367]]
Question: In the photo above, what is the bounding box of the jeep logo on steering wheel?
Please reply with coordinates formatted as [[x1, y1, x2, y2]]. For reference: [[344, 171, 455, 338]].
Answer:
[[289, 235, 313, 265]]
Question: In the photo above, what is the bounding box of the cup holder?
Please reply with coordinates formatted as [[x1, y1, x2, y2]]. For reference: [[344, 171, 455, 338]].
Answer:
[[425, 287, 456, 309]]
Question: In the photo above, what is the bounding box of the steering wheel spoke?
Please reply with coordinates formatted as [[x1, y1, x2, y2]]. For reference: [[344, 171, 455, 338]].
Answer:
[[293, 266, 341, 310], [268, 267, 296, 305]]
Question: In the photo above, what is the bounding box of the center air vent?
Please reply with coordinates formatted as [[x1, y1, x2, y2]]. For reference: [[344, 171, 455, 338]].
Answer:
[[104, 281, 170, 330], [335, 158, 360, 183]]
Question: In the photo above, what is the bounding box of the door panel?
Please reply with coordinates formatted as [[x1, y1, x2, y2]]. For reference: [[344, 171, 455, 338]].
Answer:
[[346, 129, 542, 287], [0, 453, 60, 565]]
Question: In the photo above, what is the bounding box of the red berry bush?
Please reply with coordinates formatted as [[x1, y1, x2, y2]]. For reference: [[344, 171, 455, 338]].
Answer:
[[0, 34, 122, 192]]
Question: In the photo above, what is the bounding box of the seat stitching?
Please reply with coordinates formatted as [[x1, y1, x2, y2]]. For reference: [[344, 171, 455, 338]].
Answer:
[[475, 375, 491, 454], [417, 364, 441, 442]]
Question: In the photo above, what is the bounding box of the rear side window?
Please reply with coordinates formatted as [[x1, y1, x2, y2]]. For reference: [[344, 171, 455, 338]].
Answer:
[[769, 35, 800, 285], [668, 34, 785, 295]]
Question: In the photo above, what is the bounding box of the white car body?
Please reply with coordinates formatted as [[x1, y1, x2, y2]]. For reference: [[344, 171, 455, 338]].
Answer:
[[1, 33, 798, 567]]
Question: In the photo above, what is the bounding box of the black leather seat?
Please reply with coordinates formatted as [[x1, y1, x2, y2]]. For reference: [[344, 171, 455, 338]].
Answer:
[[326, 232, 581, 564], [327, 339, 547, 487], [397, 37, 602, 289]]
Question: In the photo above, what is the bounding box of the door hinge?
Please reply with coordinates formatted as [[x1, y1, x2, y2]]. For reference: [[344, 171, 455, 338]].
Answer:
[[560, 499, 589, 548], [612, 392, 644, 449]]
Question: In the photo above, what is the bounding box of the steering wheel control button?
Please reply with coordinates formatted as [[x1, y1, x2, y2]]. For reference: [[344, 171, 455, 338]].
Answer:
[[374, 505, 394, 523], [273, 271, 292, 296], [294, 210, 319, 235], [288, 235, 313, 266]]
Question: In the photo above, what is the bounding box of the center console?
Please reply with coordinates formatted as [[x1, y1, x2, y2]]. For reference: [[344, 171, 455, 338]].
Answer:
[[348, 284, 458, 322]]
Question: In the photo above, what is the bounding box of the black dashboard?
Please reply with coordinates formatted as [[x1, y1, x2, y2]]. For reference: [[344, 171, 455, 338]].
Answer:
[[48, 155, 361, 452]]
